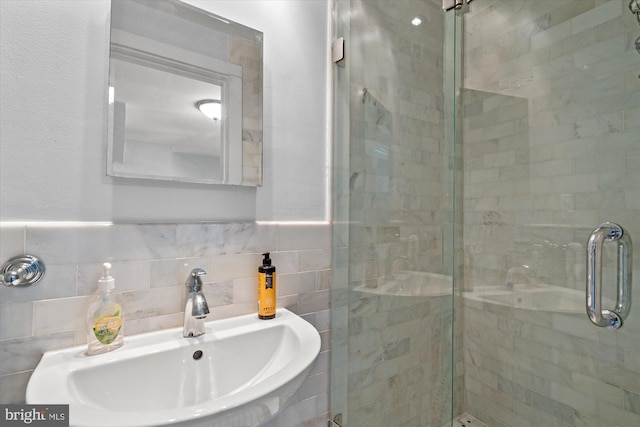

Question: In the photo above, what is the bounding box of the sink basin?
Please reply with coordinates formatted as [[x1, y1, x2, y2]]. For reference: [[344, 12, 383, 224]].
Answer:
[[354, 271, 452, 297], [26, 308, 320, 427]]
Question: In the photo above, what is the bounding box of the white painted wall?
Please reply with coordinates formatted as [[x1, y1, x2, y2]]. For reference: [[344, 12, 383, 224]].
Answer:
[[0, 0, 329, 223]]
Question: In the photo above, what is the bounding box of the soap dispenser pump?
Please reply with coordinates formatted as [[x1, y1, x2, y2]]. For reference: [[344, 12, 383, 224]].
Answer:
[[85, 263, 124, 355], [258, 252, 276, 319]]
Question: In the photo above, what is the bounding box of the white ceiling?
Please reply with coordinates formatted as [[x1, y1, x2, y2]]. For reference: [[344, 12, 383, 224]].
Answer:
[[112, 57, 222, 156]]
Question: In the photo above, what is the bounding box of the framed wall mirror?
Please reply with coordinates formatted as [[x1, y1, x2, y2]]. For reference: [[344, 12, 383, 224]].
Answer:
[[107, 0, 263, 186]]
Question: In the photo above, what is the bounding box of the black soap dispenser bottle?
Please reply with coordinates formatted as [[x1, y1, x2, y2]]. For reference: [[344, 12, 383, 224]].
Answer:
[[258, 252, 276, 319]]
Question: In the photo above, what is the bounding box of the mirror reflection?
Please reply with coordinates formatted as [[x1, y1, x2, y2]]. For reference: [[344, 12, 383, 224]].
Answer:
[[107, 0, 263, 186]]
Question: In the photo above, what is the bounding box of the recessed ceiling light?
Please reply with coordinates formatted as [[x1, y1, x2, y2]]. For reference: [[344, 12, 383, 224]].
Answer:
[[411, 16, 424, 26]]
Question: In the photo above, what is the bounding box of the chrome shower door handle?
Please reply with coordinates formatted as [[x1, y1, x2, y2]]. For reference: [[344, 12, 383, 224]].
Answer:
[[586, 222, 632, 329]]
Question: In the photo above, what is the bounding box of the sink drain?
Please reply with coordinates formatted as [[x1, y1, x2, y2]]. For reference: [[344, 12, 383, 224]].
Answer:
[[193, 350, 203, 360]]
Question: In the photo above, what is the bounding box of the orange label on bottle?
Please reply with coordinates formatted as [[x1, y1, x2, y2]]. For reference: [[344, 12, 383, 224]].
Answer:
[[258, 272, 276, 317]]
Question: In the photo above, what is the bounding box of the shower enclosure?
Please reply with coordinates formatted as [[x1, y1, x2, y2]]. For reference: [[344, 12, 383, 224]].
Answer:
[[331, 1, 640, 426]]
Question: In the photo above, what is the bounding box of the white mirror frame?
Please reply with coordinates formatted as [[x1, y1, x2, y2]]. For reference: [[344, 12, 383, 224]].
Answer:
[[107, 0, 262, 186]]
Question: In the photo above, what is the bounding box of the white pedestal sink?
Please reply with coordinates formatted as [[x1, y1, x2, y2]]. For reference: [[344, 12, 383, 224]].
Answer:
[[26, 308, 320, 427]]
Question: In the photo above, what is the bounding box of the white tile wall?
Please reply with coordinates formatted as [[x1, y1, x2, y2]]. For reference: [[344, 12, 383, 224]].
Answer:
[[461, 1, 640, 425], [332, 0, 459, 425]]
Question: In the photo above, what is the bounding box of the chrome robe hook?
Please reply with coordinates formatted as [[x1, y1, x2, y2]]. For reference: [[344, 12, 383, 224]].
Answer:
[[1, 255, 46, 287]]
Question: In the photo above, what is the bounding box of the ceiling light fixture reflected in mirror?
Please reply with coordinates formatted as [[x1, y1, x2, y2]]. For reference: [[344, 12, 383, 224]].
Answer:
[[411, 16, 424, 26], [196, 99, 222, 121]]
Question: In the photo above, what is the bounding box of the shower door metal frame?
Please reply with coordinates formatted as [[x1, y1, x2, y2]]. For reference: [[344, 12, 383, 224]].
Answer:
[[443, 0, 473, 11]]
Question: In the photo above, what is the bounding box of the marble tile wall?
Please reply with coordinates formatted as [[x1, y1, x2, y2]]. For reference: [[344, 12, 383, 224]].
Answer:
[[0, 222, 330, 427], [344, 291, 453, 427], [461, 0, 640, 425], [331, 0, 459, 425]]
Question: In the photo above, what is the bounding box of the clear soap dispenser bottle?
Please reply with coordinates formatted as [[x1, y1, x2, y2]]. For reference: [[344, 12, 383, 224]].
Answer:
[[85, 262, 124, 355]]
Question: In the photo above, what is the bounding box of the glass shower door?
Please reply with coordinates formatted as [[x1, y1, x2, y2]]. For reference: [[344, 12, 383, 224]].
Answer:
[[458, 1, 640, 426], [331, 1, 459, 426]]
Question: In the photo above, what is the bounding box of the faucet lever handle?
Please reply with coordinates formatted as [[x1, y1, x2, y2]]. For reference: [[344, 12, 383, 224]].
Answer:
[[186, 268, 207, 289], [190, 268, 206, 277]]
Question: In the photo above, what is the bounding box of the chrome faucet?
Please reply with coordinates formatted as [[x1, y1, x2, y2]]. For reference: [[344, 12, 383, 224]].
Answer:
[[183, 268, 210, 338], [505, 264, 537, 289]]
